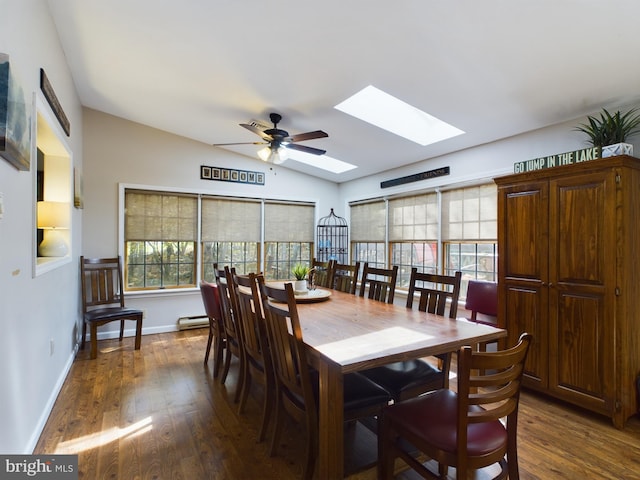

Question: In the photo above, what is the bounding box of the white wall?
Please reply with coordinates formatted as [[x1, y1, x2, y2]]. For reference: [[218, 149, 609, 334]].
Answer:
[[0, 0, 83, 454], [82, 108, 341, 336]]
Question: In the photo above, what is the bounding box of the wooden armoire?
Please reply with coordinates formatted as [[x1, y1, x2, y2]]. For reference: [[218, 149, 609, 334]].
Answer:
[[495, 155, 640, 428]]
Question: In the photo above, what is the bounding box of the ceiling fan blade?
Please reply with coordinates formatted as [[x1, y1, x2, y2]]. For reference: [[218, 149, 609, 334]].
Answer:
[[285, 143, 326, 155], [213, 141, 267, 146], [289, 130, 329, 142], [240, 123, 274, 141]]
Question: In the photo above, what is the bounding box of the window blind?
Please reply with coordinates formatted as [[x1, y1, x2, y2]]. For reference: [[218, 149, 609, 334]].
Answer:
[[388, 193, 438, 241], [350, 200, 386, 242], [264, 202, 314, 242], [201, 197, 261, 242], [125, 190, 197, 241], [441, 183, 497, 241]]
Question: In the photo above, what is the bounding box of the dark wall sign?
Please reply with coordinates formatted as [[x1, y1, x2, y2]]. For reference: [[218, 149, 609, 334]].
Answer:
[[381, 166, 450, 189]]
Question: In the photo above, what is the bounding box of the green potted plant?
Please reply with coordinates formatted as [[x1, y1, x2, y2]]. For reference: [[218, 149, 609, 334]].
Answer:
[[575, 108, 640, 157], [292, 263, 310, 293]]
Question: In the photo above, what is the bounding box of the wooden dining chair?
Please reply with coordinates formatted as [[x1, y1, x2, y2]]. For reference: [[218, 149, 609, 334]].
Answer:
[[257, 277, 393, 480], [359, 263, 398, 303], [80, 256, 143, 359], [214, 264, 245, 403], [362, 269, 462, 401], [232, 271, 275, 442], [332, 261, 360, 294], [379, 333, 533, 480], [199, 281, 225, 377], [311, 258, 335, 288]]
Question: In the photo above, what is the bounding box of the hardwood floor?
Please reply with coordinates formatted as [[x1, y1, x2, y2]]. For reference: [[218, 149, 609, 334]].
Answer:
[[35, 329, 640, 479]]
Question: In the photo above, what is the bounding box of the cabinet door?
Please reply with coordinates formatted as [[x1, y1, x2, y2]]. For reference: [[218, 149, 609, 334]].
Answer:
[[498, 181, 549, 389], [547, 171, 615, 414]]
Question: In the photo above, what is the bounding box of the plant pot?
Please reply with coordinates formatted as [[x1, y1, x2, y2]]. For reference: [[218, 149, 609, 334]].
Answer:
[[294, 280, 308, 294], [602, 143, 633, 158]]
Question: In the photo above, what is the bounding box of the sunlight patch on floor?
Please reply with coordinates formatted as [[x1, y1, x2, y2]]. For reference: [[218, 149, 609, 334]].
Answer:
[[54, 416, 153, 454]]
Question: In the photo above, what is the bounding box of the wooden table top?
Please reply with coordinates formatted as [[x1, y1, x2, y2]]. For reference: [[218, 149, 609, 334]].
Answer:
[[293, 287, 507, 373]]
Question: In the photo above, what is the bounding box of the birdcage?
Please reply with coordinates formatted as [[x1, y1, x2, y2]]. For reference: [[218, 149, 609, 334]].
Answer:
[[316, 208, 348, 264]]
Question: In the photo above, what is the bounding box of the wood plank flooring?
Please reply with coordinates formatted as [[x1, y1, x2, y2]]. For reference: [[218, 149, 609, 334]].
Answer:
[[34, 329, 640, 479]]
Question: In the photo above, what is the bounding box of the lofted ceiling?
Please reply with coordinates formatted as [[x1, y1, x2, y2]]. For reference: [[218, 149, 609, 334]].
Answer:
[[46, 0, 640, 183]]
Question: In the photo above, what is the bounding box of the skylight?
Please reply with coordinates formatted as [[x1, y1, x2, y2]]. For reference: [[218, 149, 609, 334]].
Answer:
[[286, 150, 357, 174], [335, 85, 464, 146]]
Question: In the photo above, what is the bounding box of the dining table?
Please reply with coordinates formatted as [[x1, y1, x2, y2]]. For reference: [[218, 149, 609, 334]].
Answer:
[[289, 286, 507, 479]]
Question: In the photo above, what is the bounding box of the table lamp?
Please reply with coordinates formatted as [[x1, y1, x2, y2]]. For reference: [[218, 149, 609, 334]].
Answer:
[[37, 201, 70, 257]]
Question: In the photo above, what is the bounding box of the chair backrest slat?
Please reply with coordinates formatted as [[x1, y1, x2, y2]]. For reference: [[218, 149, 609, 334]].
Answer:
[[257, 277, 317, 419], [311, 258, 335, 288], [406, 268, 461, 318], [456, 333, 532, 440], [81, 256, 125, 310], [359, 263, 398, 304], [332, 261, 360, 294], [233, 272, 269, 369]]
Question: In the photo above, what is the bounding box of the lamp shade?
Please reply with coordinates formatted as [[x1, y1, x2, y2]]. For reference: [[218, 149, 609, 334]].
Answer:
[[257, 145, 289, 164], [37, 201, 70, 229]]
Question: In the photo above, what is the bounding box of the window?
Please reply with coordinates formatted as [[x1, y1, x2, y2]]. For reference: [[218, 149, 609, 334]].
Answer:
[[350, 200, 386, 271], [201, 197, 261, 280], [441, 184, 497, 298], [389, 193, 438, 288], [264, 202, 314, 280], [124, 190, 197, 290]]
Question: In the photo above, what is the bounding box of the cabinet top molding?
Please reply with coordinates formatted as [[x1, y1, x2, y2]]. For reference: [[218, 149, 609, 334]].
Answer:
[[499, 154, 640, 184]]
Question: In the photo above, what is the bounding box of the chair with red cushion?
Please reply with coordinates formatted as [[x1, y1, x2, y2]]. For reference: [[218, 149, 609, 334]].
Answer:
[[378, 332, 532, 480], [465, 279, 498, 325], [199, 281, 225, 377], [464, 280, 498, 352]]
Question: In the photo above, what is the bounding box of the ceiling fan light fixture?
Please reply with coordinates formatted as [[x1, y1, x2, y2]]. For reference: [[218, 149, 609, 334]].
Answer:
[[258, 145, 288, 164]]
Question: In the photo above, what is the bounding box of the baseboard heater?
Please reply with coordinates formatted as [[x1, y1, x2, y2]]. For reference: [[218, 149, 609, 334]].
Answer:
[[177, 315, 209, 330]]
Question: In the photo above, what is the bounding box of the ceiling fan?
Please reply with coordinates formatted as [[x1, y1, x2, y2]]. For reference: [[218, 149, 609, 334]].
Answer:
[[213, 113, 328, 164]]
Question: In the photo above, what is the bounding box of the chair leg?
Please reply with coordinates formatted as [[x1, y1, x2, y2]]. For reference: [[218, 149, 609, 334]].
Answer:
[[233, 354, 245, 404], [213, 336, 224, 378], [134, 316, 142, 350], [119, 320, 125, 341], [237, 369, 251, 414], [220, 347, 233, 384], [204, 330, 214, 365], [90, 323, 98, 359], [258, 381, 274, 442], [269, 395, 284, 457], [81, 321, 87, 349]]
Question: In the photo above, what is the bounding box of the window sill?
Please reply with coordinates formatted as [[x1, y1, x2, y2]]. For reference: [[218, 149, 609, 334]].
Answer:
[[35, 255, 71, 276]]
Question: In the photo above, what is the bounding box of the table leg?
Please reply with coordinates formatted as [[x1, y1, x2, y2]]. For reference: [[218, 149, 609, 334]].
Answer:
[[318, 361, 344, 479]]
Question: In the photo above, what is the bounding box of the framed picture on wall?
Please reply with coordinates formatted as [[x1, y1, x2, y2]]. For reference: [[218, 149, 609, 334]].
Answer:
[[0, 53, 31, 171]]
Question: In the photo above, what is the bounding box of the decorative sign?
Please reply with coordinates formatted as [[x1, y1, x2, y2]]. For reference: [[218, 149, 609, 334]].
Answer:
[[514, 147, 601, 174], [40, 69, 70, 136], [200, 165, 265, 185], [381, 166, 450, 189]]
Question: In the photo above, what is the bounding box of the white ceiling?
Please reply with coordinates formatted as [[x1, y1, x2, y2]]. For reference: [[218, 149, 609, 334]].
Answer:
[[46, 0, 640, 183]]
